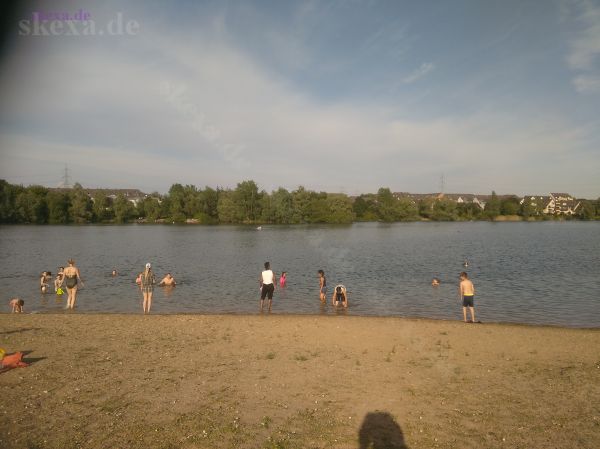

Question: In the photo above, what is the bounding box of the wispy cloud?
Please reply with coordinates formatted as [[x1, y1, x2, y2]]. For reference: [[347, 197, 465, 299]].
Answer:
[[563, 0, 600, 94], [573, 74, 600, 92], [0, 0, 598, 197], [402, 62, 435, 84]]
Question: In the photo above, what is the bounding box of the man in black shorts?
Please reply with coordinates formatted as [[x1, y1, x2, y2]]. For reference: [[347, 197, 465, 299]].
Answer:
[[259, 261, 277, 312]]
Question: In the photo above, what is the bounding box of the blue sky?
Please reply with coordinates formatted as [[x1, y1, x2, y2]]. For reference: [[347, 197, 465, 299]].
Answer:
[[0, 0, 598, 197]]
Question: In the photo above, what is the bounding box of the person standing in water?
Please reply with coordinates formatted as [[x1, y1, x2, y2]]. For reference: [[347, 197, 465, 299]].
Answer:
[[259, 262, 277, 312], [64, 260, 84, 310], [459, 271, 476, 323], [139, 263, 156, 314], [54, 267, 64, 292], [9, 298, 24, 313], [318, 270, 327, 302], [40, 271, 52, 293]]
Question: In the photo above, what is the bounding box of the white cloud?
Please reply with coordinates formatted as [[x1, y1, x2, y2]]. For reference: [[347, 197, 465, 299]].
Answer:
[[566, 0, 600, 70], [563, 0, 600, 94], [401, 62, 435, 84], [0, 5, 598, 197], [573, 74, 600, 92]]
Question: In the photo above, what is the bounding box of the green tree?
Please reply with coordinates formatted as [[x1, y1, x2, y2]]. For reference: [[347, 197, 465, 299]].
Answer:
[[0, 180, 24, 223], [353, 195, 378, 221], [233, 180, 261, 222], [68, 184, 93, 223], [200, 187, 219, 220], [306, 192, 329, 223], [418, 198, 435, 219], [47, 191, 70, 224], [484, 191, 501, 220], [182, 185, 202, 218], [217, 190, 237, 223], [271, 188, 293, 224], [577, 200, 596, 220], [291, 186, 312, 223], [396, 198, 419, 221], [500, 196, 520, 215], [376, 188, 396, 222], [457, 202, 482, 220], [431, 198, 457, 221], [325, 195, 355, 223], [167, 184, 186, 222], [375, 188, 417, 221], [92, 193, 113, 222], [137, 196, 162, 222], [113, 194, 136, 223], [15, 186, 48, 224]]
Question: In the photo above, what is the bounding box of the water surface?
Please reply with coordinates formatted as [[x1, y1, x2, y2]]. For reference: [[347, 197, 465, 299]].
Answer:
[[1, 222, 598, 327]]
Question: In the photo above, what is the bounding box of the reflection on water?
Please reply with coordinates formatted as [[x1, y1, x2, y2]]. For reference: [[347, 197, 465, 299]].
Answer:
[[1, 222, 599, 327]]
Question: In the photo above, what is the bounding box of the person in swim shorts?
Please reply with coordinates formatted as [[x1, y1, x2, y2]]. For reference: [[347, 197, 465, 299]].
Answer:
[[459, 271, 476, 323], [259, 262, 276, 312], [331, 285, 348, 308]]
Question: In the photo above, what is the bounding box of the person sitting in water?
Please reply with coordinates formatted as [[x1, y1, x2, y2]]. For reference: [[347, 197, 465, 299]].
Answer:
[[9, 298, 24, 313], [431, 278, 440, 286], [158, 273, 176, 286], [279, 271, 287, 287], [111, 269, 118, 277], [54, 267, 64, 292], [332, 285, 348, 308]]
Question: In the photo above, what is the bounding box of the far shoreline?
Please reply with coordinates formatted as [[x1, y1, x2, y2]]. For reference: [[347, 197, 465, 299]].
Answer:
[[2, 216, 599, 226]]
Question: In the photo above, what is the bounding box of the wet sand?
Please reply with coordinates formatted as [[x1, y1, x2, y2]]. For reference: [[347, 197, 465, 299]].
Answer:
[[1, 313, 599, 449]]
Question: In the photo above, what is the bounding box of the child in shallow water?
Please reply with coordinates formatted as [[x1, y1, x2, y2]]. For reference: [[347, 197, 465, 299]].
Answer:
[[40, 271, 51, 294], [279, 272, 287, 287], [9, 298, 24, 313]]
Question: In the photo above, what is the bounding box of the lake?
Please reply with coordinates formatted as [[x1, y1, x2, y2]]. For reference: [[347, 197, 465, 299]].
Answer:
[[0, 222, 598, 327]]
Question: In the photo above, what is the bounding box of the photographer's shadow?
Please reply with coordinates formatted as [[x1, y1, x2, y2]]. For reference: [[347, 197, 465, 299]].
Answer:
[[358, 411, 409, 449]]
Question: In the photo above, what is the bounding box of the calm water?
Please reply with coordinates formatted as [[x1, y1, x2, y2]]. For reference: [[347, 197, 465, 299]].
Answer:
[[0, 222, 598, 327]]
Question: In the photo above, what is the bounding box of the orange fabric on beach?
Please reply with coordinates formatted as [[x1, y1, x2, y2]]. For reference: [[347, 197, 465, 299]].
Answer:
[[0, 352, 29, 372]]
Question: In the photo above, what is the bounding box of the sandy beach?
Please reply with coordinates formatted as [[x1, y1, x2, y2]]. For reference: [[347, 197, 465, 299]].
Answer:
[[1, 313, 599, 449]]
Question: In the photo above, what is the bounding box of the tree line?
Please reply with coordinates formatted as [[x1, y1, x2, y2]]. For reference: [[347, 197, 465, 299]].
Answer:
[[0, 179, 598, 224]]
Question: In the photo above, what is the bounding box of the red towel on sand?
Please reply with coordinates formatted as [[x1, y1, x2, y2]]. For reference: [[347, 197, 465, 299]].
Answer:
[[0, 352, 29, 373]]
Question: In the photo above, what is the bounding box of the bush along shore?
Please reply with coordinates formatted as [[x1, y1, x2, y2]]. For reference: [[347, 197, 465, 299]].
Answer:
[[1, 179, 598, 225]]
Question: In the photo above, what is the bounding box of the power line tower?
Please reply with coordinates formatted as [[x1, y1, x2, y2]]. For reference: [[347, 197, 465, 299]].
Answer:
[[60, 165, 72, 188], [439, 173, 445, 194]]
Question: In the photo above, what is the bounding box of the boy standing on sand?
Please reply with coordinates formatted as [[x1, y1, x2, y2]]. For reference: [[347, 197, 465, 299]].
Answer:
[[459, 272, 476, 323]]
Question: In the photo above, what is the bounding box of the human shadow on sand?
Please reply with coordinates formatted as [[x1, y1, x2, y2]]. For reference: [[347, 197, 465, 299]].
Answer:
[[358, 411, 409, 449]]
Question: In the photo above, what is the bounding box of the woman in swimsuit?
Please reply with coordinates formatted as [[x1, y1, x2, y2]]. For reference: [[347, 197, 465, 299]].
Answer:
[[139, 263, 156, 314], [63, 259, 84, 309]]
